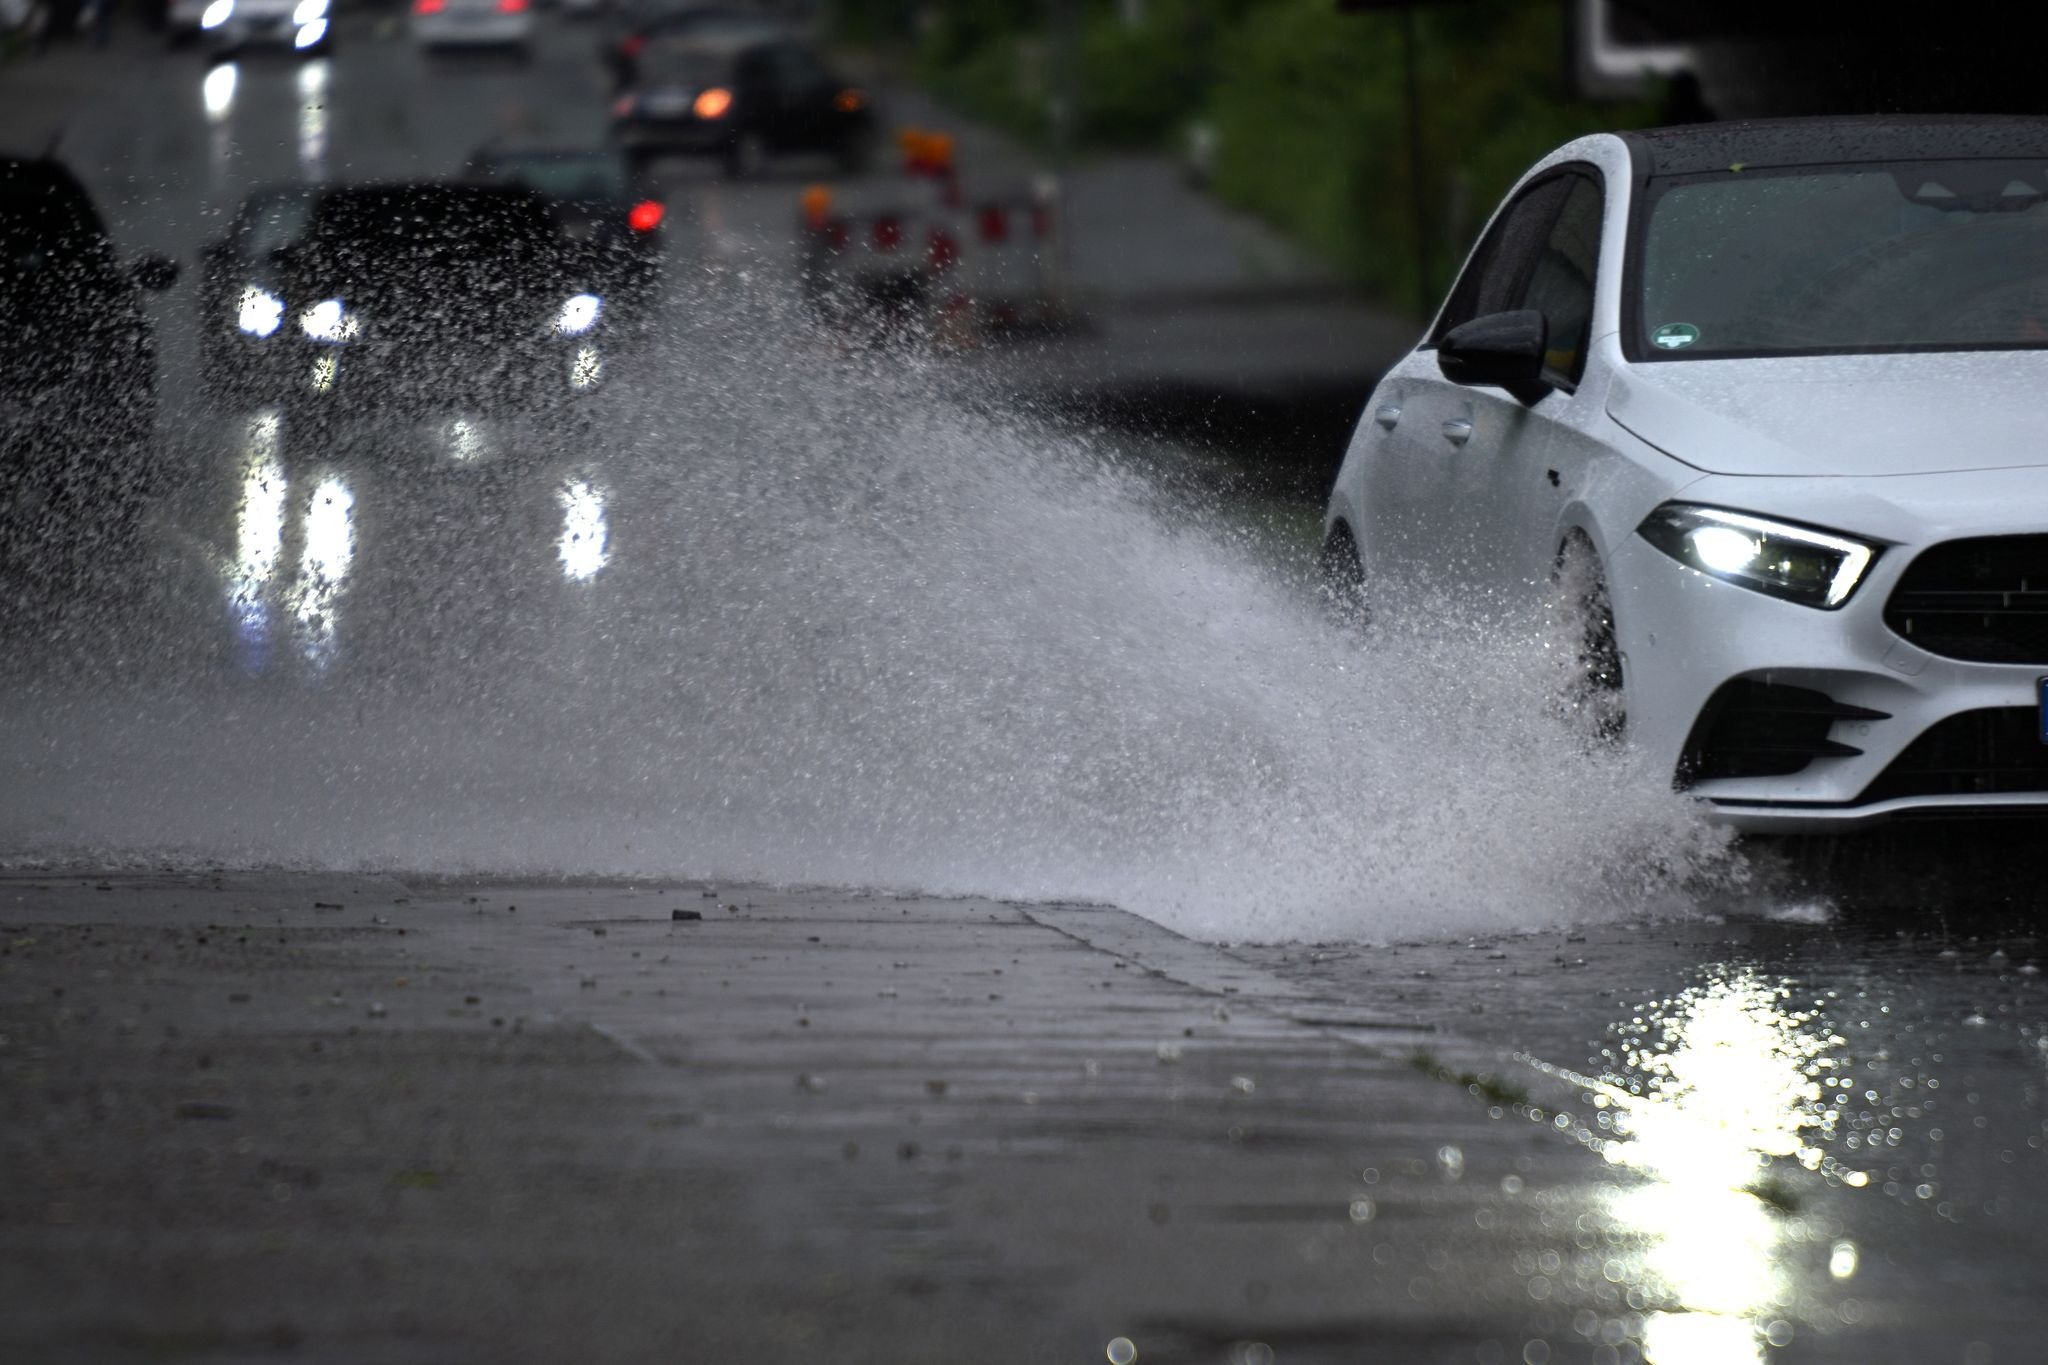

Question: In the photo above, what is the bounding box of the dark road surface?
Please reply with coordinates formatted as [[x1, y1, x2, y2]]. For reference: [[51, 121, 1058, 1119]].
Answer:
[[2, 18, 2046, 1365]]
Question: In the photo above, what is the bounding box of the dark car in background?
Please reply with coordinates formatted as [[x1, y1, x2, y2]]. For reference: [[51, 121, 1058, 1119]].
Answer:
[[196, 183, 617, 419], [610, 29, 874, 178], [464, 145, 666, 329], [597, 2, 763, 90], [1, 156, 177, 563]]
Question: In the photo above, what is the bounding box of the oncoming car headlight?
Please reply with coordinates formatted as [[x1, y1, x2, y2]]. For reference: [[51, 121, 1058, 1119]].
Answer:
[[200, 0, 233, 27], [1637, 503, 1877, 609], [554, 293, 602, 336], [237, 286, 284, 337], [292, 0, 326, 21], [299, 298, 359, 342]]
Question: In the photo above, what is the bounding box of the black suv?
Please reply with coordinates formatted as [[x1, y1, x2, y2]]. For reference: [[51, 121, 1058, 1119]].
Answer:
[[0, 156, 176, 562]]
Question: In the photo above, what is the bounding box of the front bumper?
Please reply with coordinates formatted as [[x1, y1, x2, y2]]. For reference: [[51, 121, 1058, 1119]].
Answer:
[[208, 332, 608, 413], [207, 11, 325, 47], [411, 12, 533, 45], [1612, 470, 2048, 831]]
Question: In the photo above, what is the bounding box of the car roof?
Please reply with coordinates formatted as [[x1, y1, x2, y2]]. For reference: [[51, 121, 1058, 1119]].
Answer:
[[1622, 115, 2048, 177]]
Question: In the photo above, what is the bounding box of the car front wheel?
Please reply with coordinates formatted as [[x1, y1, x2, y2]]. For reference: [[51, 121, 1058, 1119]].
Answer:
[[1551, 531, 1625, 745]]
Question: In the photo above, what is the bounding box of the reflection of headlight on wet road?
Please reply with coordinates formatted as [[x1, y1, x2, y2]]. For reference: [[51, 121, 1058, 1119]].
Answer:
[[238, 286, 284, 337], [554, 293, 602, 335], [570, 346, 603, 390], [200, 0, 233, 26], [300, 298, 358, 342], [202, 62, 238, 120], [308, 353, 338, 394], [558, 480, 609, 580]]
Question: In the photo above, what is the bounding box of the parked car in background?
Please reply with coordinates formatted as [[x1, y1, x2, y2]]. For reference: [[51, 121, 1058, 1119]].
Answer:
[[1, 155, 176, 561], [611, 29, 874, 178], [411, 0, 534, 57], [1321, 116, 2048, 831], [197, 182, 614, 419], [464, 144, 667, 329]]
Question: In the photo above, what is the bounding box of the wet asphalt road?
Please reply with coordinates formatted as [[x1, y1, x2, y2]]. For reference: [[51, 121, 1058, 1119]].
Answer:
[[3, 18, 2048, 1365]]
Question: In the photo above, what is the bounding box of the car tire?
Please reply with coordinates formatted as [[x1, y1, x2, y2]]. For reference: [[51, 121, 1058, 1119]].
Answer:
[[1317, 522, 1368, 628], [1551, 531, 1626, 745], [722, 131, 767, 180]]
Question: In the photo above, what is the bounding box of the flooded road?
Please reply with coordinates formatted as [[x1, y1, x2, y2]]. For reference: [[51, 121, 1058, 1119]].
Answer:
[[2, 19, 2045, 1365], [1235, 858, 2048, 1363]]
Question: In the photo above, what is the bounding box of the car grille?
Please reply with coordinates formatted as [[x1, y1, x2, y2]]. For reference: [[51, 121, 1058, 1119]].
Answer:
[[1885, 535, 2048, 663], [1858, 708, 2048, 803], [1677, 677, 1887, 784]]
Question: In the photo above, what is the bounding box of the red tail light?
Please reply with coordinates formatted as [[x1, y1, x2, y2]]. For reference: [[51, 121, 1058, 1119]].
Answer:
[[413, 0, 444, 13], [927, 229, 958, 272], [627, 200, 665, 232], [621, 33, 644, 57], [872, 215, 901, 252], [497, 0, 527, 12], [977, 205, 1008, 244]]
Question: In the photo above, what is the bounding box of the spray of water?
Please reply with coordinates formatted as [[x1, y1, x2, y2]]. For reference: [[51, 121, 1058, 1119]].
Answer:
[[0, 274, 1742, 941]]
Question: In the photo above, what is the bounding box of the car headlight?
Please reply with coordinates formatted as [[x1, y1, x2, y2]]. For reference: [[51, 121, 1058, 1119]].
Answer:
[[237, 286, 284, 337], [292, 0, 326, 20], [1637, 503, 1878, 609], [200, 0, 233, 26], [554, 293, 602, 336], [299, 298, 359, 342]]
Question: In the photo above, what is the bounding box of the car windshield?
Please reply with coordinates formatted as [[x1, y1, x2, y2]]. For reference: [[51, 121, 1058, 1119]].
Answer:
[[307, 186, 555, 254], [482, 155, 628, 201], [639, 44, 730, 84], [1636, 158, 2048, 358]]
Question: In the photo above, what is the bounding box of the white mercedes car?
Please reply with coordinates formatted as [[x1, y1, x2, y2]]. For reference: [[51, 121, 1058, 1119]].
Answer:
[[1322, 117, 2048, 831]]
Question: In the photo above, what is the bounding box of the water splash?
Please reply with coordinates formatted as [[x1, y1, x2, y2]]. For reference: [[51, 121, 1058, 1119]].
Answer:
[[0, 275, 1741, 940]]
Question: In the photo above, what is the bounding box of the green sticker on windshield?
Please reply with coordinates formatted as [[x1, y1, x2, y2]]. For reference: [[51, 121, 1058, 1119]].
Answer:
[[1652, 322, 1701, 350]]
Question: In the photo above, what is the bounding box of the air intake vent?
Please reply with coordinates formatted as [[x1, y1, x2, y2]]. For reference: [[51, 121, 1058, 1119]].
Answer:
[[1885, 535, 2048, 664], [1678, 678, 1888, 785], [1858, 708, 2048, 803]]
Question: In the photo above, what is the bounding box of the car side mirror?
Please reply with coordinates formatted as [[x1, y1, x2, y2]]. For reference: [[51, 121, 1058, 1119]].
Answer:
[[131, 251, 180, 292], [1437, 308, 1551, 406]]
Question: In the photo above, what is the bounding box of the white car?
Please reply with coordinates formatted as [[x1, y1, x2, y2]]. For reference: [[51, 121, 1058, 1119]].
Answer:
[[410, 0, 534, 54], [1322, 117, 2048, 832], [199, 0, 330, 51]]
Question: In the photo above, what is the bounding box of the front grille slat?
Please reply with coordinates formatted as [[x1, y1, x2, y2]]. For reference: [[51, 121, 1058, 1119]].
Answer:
[[1886, 535, 2048, 663]]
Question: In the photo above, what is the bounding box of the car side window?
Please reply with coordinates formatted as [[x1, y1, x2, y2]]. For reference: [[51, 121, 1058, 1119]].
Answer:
[[1430, 175, 1570, 344], [1522, 174, 1602, 386]]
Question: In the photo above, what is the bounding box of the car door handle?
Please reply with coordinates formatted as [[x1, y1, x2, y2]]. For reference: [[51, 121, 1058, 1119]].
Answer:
[[1441, 419, 1473, 446], [1374, 404, 1402, 431]]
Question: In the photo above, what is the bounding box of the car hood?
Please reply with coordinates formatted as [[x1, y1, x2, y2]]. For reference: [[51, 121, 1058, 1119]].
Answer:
[[1606, 350, 2048, 478]]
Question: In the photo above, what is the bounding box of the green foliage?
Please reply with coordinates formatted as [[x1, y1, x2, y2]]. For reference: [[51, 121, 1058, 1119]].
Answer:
[[873, 0, 1660, 309]]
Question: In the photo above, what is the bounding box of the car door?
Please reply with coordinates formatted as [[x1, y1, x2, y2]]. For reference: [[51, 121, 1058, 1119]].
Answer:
[[1356, 175, 1570, 590], [1456, 169, 1606, 601]]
